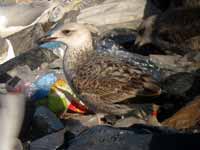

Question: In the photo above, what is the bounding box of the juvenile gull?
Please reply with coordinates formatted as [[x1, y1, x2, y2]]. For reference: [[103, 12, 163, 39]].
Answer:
[[40, 23, 161, 117]]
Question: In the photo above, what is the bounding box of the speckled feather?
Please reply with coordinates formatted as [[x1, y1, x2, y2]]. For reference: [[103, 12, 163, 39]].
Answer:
[[74, 53, 159, 99], [69, 52, 161, 115]]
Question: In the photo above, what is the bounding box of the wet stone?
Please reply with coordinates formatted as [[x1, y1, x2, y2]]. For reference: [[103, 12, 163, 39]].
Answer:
[[65, 125, 199, 150], [161, 72, 194, 96], [32, 106, 64, 137], [29, 129, 65, 150]]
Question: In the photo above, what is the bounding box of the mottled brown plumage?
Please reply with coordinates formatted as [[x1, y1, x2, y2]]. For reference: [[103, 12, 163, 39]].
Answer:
[[73, 53, 161, 115], [42, 23, 161, 116], [135, 8, 200, 55]]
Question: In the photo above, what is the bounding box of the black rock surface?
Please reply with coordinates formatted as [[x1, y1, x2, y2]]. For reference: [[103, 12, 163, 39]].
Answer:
[[65, 125, 200, 150]]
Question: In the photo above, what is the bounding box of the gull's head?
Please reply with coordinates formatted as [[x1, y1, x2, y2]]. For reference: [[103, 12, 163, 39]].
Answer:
[[135, 15, 157, 47], [39, 23, 94, 51]]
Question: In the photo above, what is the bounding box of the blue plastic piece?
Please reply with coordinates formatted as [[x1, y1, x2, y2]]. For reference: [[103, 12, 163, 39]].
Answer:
[[31, 73, 57, 100], [39, 41, 63, 49]]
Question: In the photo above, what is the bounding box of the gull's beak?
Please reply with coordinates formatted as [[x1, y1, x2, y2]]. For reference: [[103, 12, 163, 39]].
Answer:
[[38, 32, 65, 50], [38, 22, 66, 44], [37, 23, 67, 50], [37, 34, 58, 44]]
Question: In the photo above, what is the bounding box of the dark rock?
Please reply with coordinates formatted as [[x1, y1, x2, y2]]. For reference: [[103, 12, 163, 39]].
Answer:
[[65, 125, 200, 150], [32, 106, 64, 138], [19, 100, 36, 142], [157, 70, 200, 122], [66, 125, 153, 150], [158, 70, 200, 105], [0, 73, 12, 83], [161, 72, 194, 96], [30, 129, 65, 150], [186, 69, 200, 99]]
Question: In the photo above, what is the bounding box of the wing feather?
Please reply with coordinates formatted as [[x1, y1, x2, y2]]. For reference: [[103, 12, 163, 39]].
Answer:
[[73, 54, 160, 104]]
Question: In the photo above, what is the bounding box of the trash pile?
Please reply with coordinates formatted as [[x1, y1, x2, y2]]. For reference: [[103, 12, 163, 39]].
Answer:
[[0, 0, 200, 150]]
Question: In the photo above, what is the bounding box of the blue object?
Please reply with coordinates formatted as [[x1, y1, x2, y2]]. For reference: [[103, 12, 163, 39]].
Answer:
[[31, 73, 57, 100], [40, 41, 63, 49]]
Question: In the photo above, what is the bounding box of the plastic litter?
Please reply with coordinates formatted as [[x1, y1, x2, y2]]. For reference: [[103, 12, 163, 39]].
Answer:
[[40, 41, 66, 58], [6, 76, 31, 93], [48, 79, 88, 114], [31, 72, 57, 100]]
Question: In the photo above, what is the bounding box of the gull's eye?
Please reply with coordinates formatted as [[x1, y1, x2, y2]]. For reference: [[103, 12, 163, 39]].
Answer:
[[62, 30, 71, 35]]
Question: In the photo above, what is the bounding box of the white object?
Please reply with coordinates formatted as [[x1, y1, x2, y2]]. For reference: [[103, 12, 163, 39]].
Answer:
[[0, 39, 15, 64], [0, 94, 25, 150], [0, 15, 7, 27]]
